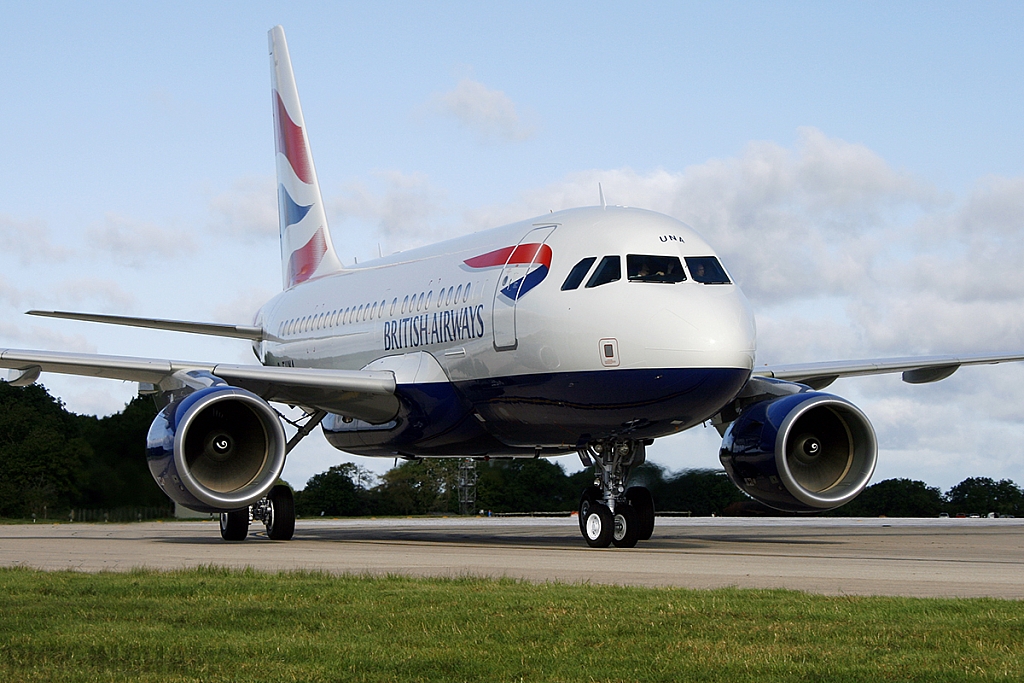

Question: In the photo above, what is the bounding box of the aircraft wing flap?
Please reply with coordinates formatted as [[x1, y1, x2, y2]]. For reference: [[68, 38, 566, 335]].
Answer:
[[756, 352, 1024, 388], [0, 348, 186, 384], [210, 364, 395, 394], [0, 348, 399, 422]]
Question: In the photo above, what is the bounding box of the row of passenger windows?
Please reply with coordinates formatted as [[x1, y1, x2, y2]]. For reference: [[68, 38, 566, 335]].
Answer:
[[561, 254, 731, 290], [277, 282, 475, 337]]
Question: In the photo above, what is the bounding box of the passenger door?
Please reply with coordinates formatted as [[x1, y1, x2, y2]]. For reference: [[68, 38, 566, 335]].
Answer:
[[491, 224, 557, 351]]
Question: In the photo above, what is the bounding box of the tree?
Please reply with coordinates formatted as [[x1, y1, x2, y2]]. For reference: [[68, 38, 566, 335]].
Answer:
[[945, 477, 1024, 517], [833, 478, 943, 517], [474, 458, 581, 513], [75, 396, 167, 508], [372, 459, 461, 515], [0, 382, 91, 517], [295, 463, 375, 517], [631, 464, 746, 516]]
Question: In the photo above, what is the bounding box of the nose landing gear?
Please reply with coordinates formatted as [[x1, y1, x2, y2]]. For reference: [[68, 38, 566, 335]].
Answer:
[[577, 440, 655, 548]]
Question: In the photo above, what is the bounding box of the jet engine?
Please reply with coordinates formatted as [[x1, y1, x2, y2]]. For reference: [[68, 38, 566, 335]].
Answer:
[[719, 392, 877, 512], [146, 385, 287, 513]]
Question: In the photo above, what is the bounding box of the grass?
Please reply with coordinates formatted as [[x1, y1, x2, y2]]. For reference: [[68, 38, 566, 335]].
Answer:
[[1, 567, 1022, 682]]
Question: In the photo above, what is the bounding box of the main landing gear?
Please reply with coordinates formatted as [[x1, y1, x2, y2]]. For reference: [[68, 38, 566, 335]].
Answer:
[[219, 484, 296, 541], [577, 440, 655, 548]]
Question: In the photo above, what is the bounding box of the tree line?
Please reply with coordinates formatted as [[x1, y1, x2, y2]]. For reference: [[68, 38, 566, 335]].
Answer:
[[2, 381, 1022, 519], [0, 381, 169, 518], [295, 459, 1024, 518]]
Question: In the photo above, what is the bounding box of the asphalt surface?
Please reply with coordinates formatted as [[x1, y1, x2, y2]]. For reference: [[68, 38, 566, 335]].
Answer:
[[2, 516, 1022, 598]]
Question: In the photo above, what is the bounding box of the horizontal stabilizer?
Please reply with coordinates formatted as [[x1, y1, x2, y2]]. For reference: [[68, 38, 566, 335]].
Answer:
[[27, 310, 265, 341]]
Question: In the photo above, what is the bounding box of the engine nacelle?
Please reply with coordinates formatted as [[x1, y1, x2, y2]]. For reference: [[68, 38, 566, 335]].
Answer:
[[146, 386, 287, 513], [719, 392, 877, 512]]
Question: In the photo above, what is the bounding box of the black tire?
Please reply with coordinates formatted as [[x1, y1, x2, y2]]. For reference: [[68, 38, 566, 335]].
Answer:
[[626, 486, 655, 541], [612, 504, 640, 548], [578, 486, 601, 536], [266, 484, 295, 541], [583, 502, 614, 548], [219, 508, 249, 541]]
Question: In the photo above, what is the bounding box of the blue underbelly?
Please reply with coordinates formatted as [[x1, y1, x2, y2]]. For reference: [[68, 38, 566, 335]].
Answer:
[[323, 367, 749, 457]]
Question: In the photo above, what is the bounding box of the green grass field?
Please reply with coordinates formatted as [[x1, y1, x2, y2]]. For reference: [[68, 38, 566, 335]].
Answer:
[[1, 567, 1021, 682]]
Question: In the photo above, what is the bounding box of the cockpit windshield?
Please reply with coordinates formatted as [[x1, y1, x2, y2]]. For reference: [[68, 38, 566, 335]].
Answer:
[[585, 255, 621, 288], [627, 254, 686, 283], [685, 256, 731, 284]]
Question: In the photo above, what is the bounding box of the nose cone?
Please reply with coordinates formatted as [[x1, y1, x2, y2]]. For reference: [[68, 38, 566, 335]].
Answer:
[[644, 284, 756, 372]]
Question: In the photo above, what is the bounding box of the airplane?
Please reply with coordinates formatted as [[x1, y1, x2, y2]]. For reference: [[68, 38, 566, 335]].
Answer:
[[3, 25, 1023, 548]]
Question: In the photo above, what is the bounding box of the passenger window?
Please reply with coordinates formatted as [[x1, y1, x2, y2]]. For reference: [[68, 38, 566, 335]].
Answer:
[[562, 257, 597, 290], [685, 256, 731, 284], [627, 254, 686, 283], [402, 296, 409, 314], [371, 301, 378, 318], [585, 256, 621, 288], [464, 283, 471, 302], [390, 298, 397, 316]]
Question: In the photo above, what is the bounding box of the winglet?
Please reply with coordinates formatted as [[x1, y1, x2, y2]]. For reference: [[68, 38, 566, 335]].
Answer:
[[269, 26, 345, 289]]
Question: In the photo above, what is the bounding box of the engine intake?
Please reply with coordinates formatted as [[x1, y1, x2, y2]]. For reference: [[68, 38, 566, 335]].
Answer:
[[146, 386, 287, 512], [719, 392, 877, 512]]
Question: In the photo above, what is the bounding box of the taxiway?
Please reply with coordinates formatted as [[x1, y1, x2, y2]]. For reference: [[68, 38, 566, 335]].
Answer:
[[2, 516, 1021, 599]]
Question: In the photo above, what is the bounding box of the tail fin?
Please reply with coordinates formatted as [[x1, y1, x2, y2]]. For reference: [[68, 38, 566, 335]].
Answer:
[[268, 26, 345, 289]]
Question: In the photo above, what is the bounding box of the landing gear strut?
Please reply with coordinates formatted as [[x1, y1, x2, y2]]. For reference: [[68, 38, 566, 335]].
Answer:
[[577, 439, 655, 548]]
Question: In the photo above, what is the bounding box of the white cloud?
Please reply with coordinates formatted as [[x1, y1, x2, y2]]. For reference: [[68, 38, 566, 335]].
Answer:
[[0, 320, 97, 353], [430, 78, 536, 142], [211, 287, 278, 326], [47, 278, 138, 313], [86, 212, 196, 266], [329, 170, 454, 253], [0, 214, 71, 264], [208, 176, 278, 241]]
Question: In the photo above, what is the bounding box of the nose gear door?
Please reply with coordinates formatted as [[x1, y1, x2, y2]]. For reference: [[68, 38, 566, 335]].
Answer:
[[491, 224, 556, 351]]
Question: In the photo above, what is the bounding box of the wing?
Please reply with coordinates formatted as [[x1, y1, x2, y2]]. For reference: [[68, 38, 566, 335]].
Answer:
[[0, 348, 398, 423], [756, 352, 1024, 390]]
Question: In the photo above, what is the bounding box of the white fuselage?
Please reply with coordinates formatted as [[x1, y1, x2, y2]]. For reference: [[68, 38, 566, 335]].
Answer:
[[255, 206, 757, 457]]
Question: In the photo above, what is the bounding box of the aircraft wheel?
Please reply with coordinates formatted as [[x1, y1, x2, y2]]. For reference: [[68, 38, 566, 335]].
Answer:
[[626, 486, 655, 540], [220, 508, 249, 541], [578, 486, 601, 536], [583, 503, 614, 548], [612, 504, 640, 548], [266, 484, 295, 541]]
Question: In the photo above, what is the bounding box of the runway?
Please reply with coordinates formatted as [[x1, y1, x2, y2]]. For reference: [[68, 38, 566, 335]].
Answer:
[[2, 516, 1022, 599]]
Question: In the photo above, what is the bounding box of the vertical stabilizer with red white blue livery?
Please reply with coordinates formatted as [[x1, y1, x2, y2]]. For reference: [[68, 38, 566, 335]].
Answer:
[[268, 25, 345, 289]]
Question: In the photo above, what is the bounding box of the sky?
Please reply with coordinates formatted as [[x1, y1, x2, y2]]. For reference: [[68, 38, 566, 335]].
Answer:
[[3, 1, 1024, 492]]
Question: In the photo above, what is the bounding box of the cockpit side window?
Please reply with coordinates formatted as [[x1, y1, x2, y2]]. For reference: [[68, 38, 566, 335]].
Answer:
[[685, 256, 731, 284], [585, 255, 621, 288], [627, 254, 686, 283], [561, 257, 597, 290]]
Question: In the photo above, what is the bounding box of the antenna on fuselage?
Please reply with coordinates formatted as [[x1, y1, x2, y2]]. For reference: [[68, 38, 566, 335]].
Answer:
[[599, 183, 606, 209]]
